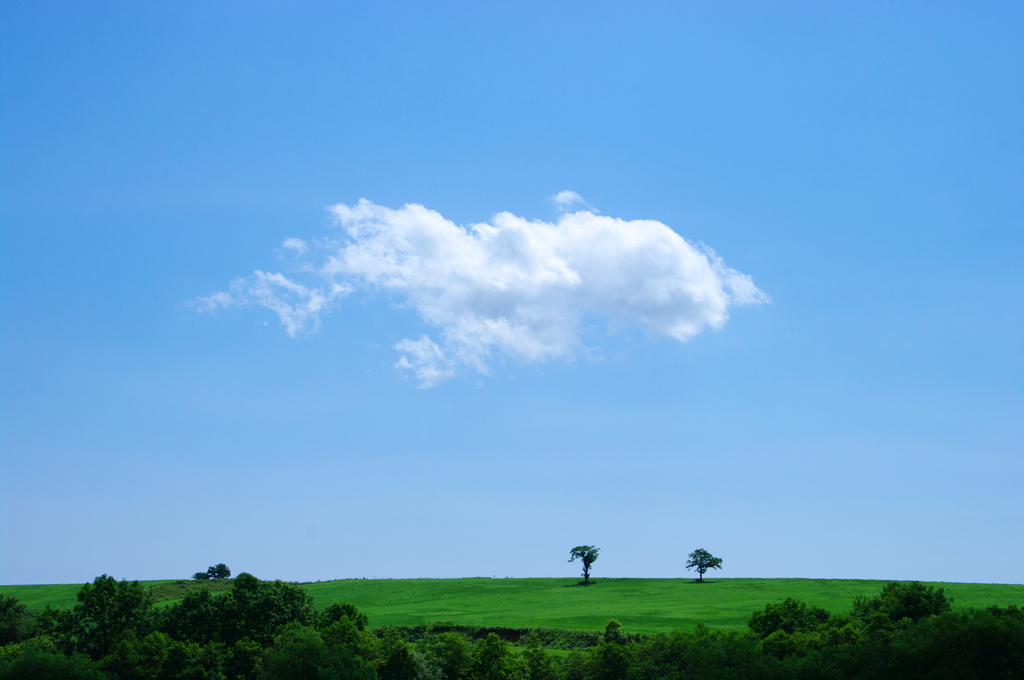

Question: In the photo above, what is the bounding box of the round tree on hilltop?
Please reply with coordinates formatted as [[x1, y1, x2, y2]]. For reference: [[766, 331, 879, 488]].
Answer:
[[686, 549, 722, 583]]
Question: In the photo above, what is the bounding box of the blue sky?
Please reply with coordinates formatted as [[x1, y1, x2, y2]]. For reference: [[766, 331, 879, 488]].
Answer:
[[1, 1, 1021, 586]]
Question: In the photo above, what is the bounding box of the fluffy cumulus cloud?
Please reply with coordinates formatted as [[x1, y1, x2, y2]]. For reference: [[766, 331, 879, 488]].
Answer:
[[195, 195, 768, 387]]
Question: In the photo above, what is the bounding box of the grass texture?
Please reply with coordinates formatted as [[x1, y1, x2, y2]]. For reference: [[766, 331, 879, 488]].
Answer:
[[3, 578, 1022, 633], [300, 578, 1024, 633]]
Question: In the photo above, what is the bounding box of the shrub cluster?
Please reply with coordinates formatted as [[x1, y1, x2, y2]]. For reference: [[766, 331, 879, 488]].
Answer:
[[193, 564, 232, 581], [1, 578, 1021, 679]]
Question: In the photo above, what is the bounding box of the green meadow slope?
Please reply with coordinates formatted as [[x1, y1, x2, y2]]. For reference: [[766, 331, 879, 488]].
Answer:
[[300, 578, 1024, 632], [3, 578, 1022, 633]]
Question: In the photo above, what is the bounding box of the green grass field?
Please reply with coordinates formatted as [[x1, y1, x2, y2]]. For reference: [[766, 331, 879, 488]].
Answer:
[[3, 578, 1022, 633], [0, 579, 231, 611]]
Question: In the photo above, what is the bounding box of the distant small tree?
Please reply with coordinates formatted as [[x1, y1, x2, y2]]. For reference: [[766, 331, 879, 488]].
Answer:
[[569, 546, 600, 585], [194, 563, 230, 580], [207, 563, 231, 580], [686, 549, 722, 583], [603, 619, 623, 643]]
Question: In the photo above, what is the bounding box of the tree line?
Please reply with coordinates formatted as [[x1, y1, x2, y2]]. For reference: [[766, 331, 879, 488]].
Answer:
[[1, 575, 1022, 679]]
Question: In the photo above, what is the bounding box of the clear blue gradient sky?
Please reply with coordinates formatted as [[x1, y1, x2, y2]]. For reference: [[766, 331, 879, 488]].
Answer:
[[1, 1, 1021, 586]]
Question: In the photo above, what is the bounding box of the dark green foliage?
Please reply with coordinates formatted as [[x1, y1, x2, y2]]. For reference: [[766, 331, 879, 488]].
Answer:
[[568, 547, 600, 585], [588, 640, 632, 680], [0, 596, 29, 646], [194, 564, 230, 581], [376, 622, 643, 651], [208, 573, 318, 646], [99, 630, 173, 680], [421, 631, 472, 680], [162, 587, 220, 645], [99, 630, 225, 680], [321, 618, 363, 653], [887, 605, 1024, 680], [469, 633, 524, 680], [0, 644, 109, 680], [322, 602, 369, 631], [759, 628, 816, 660], [29, 606, 65, 641], [521, 634, 559, 680], [560, 650, 585, 680], [852, 581, 952, 626], [263, 624, 327, 680], [602, 619, 623, 644], [208, 565, 231, 581], [263, 622, 375, 680], [632, 625, 767, 679], [4, 573, 374, 680], [221, 638, 263, 680], [685, 549, 723, 583], [748, 600, 871, 660], [748, 598, 832, 637], [369, 623, 533, 647], [377, 627, 420, 680], [527, 627, 644, 650], [768, 635, 889, 678], [64, 575, 154, 659]]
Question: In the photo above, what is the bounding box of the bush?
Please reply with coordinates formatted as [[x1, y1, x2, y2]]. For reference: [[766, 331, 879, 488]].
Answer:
[[470, 633, 524, 680], [889, 606, 1024, 679], [852, 581, 951, 625], [0, 645, 109, 680], [421, 631, 472, 680], [263, 623, 375, 680], [748, 598, 831, 637], [0, 597, 29, 646], [322, 602, 369, 631]]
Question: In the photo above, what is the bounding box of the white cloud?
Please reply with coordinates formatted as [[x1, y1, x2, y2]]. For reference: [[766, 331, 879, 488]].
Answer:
[[192, 271, 350, 337], [394, 336, 455, 388], [244, 271, 350, 337], [551, 190, 592, 211], [197, 196, 768, 386], [282, 237, 308, 254], [192, 290, 235, 312]]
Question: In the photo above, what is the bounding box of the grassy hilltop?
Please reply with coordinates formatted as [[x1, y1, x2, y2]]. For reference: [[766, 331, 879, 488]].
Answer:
[[3, 577, 1022, 633], [298, 577, 1024, 632]]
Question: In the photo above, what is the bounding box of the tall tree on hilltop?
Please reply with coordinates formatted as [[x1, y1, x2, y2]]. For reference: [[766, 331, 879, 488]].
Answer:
[[569, 546, 600, 585]]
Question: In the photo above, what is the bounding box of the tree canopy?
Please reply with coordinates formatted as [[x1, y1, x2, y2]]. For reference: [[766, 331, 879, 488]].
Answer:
[[852, 580, 951, 635], [685, 549, 722, 582], [568, 546, 600, 585], [194, 563, 231, 581]]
